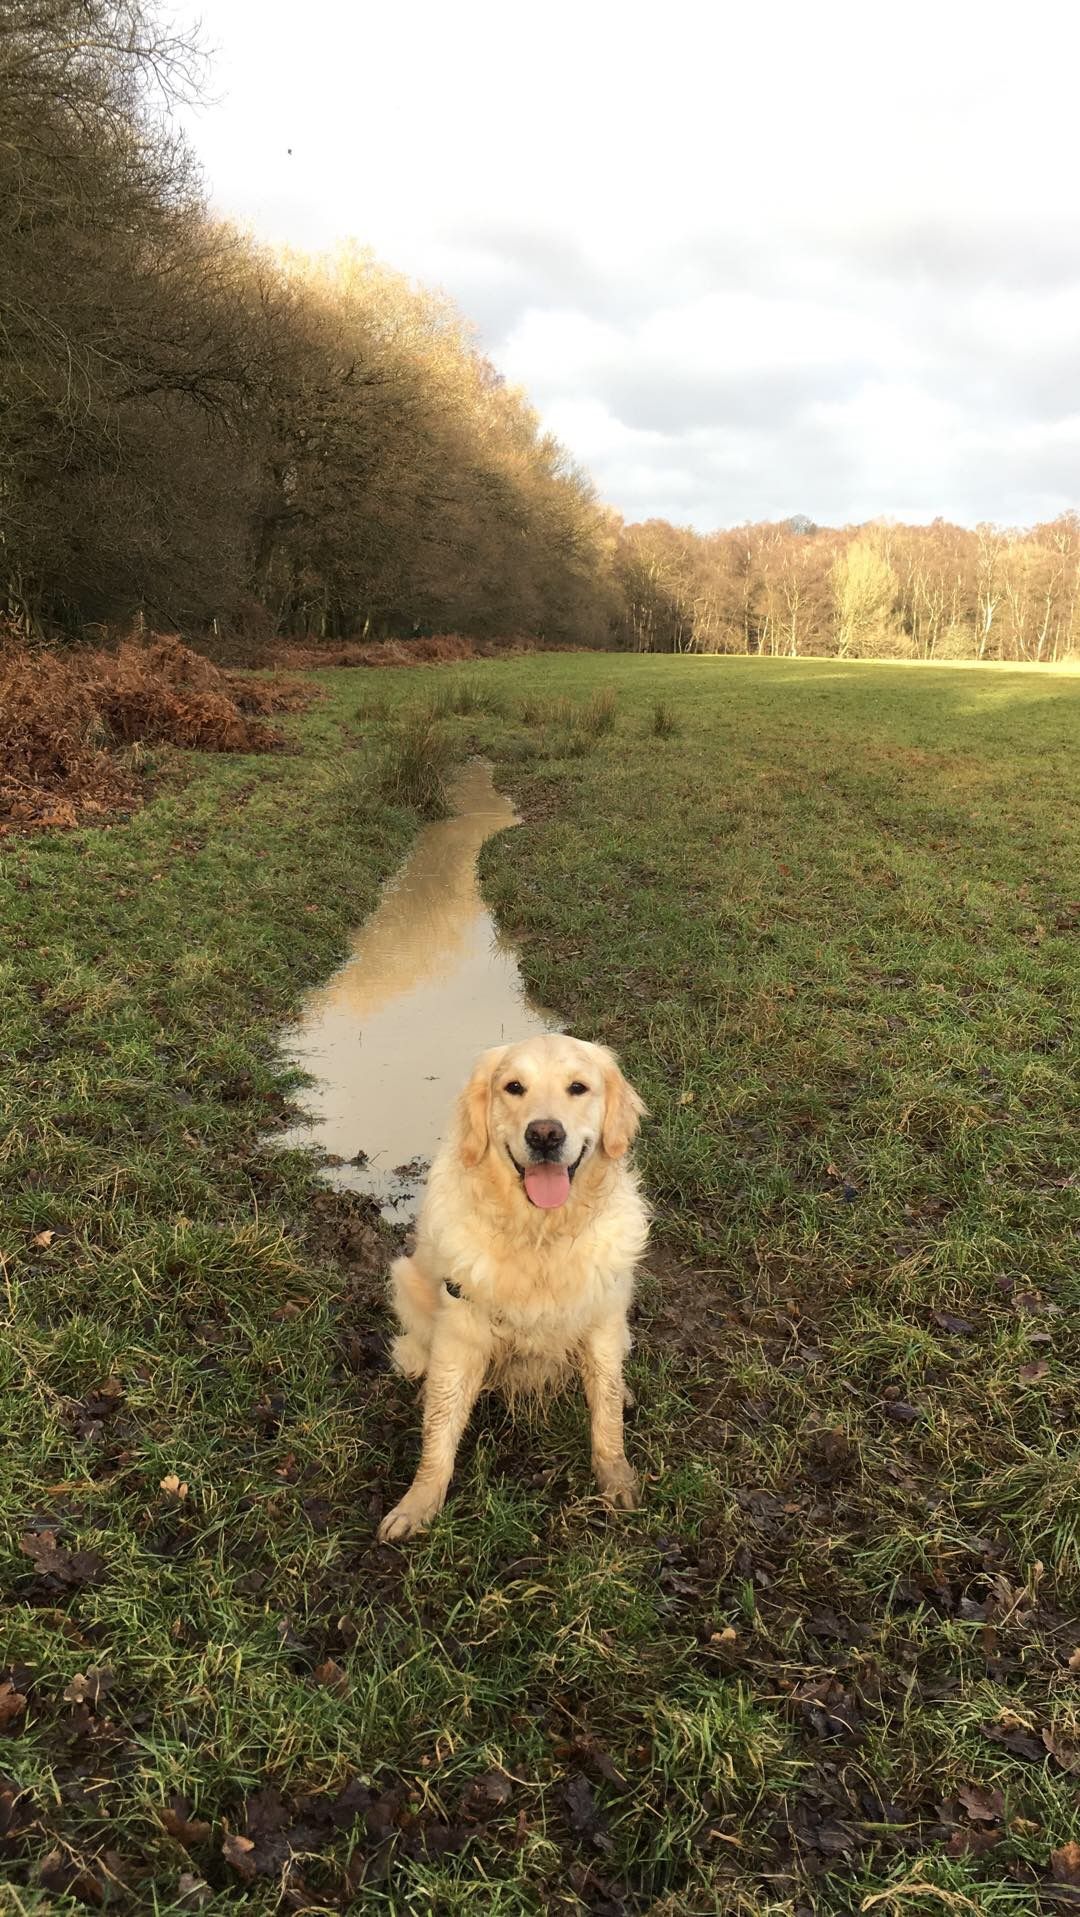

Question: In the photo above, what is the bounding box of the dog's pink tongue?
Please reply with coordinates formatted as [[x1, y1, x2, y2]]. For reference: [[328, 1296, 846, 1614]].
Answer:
[[523, 1163, 571, 1209]]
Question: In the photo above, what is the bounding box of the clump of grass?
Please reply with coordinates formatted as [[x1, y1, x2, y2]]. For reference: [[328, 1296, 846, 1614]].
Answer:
[[578, 685, 618, 737], [515, 687, 617, 744], [334, 756, 377, 823], [355, 694, 390, 725], [499, 733, 540, 763], [649, 697, 680, 737], [428, 676, 505, 718], [378, 710, 452, 817]]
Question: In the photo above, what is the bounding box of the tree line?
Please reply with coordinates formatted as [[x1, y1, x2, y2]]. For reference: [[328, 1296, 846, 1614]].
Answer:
[[1, 0, 619, 648], [3, 4, 1076, 665], [613, 516, 1080, 663]]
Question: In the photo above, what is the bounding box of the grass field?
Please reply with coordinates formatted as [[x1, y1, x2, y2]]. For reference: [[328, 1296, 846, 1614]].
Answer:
[[2, 654, 1079, 1914]]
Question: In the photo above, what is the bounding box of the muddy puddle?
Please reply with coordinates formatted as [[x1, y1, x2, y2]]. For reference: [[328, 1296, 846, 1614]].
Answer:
[[275, 760, 555, 1217]]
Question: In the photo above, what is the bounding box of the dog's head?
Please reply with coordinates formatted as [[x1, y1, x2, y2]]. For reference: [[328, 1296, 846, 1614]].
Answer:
[[454, 1033, 646, 1208]]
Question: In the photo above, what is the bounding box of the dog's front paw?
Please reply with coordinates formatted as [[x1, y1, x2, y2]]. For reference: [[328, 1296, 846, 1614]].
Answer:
[[595, 1458, 640, 1510], [377, 1489, 444, 1543]]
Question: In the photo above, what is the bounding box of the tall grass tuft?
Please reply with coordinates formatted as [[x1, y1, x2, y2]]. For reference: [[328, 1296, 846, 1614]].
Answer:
[[500, 734, 540, 763], [649, 697, 679, 738], [354, 694, 390, 726], [378, 710, 453, 817], [548, 694, 578, 730], [578, 686, 618, 737], [428, 676, 505, 718]]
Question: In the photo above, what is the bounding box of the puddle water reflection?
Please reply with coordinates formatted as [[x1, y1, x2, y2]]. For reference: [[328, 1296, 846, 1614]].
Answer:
[[276, 759, 556, 1217]]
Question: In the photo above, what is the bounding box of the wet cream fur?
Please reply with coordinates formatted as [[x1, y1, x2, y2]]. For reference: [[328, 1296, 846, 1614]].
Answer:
[[378, 1034, 649, 1542]]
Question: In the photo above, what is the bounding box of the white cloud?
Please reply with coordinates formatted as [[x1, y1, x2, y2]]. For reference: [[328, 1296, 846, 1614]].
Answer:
[[179, 0, 1080, 528]]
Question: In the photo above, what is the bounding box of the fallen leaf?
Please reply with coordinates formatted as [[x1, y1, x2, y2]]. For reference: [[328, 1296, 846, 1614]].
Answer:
[[176, 1874, 212, 1912], [63, 1667, 113, 1707], [39, 1850, 104, 1904], [20, 1530, 105, 1587], [1052, 1842, 1080, 1887], [312, 1657, 348, 1696], [461, 1768, 513, 1816], [981, 1717, 1046, 1762], [221, 1831, 257, 1881], [0, 1682, 27, 1730], [81, 1378, 124, 1413], [474, 1768, 512, 1806], [884, 1400, 921, 1424], [160, 1797, 211, 1847], [160, 1474, 189, 1499], [957, 1781, 1004, 1823], [562, 1773, 612, 1852], [253, 1392, 285, 1436], [571, 1736, 630, 1792], [1042, 1725, 1080, 1773], [1067, 1648, 1080, 1673], [31, 1230, 55, 1248], [947, 1826, 1001, 1858], [567, 1859, 629, 1916], [1014, 1289, 1060, 1317], [1018, 1361, 1049, 1383], [932, 1311, 977, 1337], [678, 1090, 695, 1106], [0, 1780, 35, 1842]]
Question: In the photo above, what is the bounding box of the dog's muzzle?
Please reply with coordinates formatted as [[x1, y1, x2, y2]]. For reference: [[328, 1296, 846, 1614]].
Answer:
[[507, 1141, 587, 1209]]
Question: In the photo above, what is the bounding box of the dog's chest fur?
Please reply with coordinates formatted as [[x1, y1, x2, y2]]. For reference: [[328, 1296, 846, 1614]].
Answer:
[[417, 1153, 649, 1373]]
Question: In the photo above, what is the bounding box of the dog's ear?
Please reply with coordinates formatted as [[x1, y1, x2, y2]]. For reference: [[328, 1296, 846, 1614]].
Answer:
[[599, 1047, 647, 1159], [456, 1045, 507, 1169]]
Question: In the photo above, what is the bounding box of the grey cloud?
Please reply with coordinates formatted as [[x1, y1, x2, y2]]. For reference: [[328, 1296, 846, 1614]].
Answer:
[[446, 221, 605, 301], [594, 364, 867, 435], [440, 218, 717, 343], [420, 212, 1080, 530], [683, 214, 1080, 298], [830, 214, 1080, 294]]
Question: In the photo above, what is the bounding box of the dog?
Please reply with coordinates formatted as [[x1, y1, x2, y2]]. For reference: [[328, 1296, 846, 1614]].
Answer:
[[377, 1033, 649, 1541]]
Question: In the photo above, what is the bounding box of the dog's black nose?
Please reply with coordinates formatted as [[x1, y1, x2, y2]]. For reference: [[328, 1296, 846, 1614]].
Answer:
[[525, 1119, 566, 1157]]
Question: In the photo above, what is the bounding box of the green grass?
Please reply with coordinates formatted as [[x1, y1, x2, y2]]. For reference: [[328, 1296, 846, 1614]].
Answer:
[[426, 677, 507, 719], [648, 696, 679, 738], [377, 707, 454, 817], [2, 655, 1079, 1914]]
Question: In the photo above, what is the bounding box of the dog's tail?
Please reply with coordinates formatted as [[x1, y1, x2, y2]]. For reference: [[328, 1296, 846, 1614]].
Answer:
[[387, 1254, 440, 1380]]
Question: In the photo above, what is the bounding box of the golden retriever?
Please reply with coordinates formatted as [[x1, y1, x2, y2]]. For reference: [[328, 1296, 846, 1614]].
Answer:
[[377, 1033, 649, 1541]]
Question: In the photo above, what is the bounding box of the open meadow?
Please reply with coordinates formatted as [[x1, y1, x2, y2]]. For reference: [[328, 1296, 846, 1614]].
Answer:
[[2, 654, 1079, 1915]]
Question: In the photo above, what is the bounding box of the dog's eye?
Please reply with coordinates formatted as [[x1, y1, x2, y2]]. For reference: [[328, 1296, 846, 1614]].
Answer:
[[568, 1081, 589, 1096], [504, 1079, 526, 1096]]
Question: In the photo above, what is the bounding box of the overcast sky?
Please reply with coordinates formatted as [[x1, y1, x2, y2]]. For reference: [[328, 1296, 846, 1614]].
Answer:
[[179, 0, 1080, 532]]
